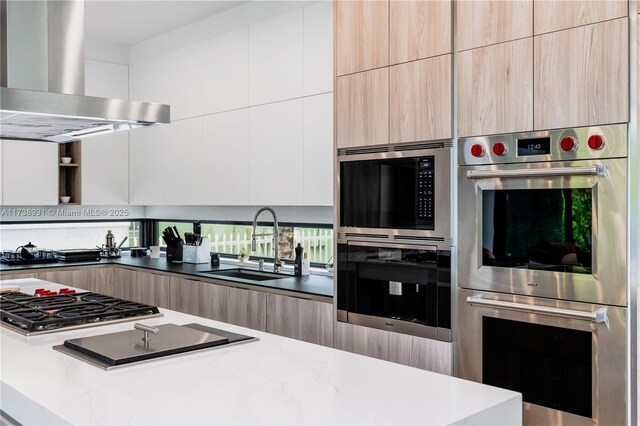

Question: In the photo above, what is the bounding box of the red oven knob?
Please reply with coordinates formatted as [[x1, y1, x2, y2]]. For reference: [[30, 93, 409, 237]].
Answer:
[[560, 136, 578, 152], [471, 144, 485, 157], [492, 142, 507, 156], [588, 134, 605, 150]]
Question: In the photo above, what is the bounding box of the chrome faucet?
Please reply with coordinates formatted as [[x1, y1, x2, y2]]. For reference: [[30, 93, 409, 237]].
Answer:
[[251, 207, 281, 273]]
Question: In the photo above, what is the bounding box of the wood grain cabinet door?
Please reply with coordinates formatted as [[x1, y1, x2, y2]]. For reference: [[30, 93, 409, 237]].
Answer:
[[390, 55, 452, 143], [456, 0, 532, 51], [335, 0, 389, 76], [534, 0, 628, 35], [266, 294, 334, 347], [389, 0, 451, 64], [534, 18, 628, 130], [336, 68, 389, 148], [457, 38, 533, 137]]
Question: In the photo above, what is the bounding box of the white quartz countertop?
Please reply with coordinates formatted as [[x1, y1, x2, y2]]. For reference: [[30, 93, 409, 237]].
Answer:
[[0, 279, 521, 425]]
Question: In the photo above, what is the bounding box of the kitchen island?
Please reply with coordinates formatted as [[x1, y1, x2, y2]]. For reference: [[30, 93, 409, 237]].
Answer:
[[0, 279, 521, 425]]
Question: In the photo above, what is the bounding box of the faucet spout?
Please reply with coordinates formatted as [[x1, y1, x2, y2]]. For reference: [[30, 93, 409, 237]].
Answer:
[[251, 207, 281, 273]]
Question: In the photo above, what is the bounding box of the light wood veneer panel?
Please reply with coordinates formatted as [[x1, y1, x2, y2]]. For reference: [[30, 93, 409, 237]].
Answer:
[[390, 55, 452, 143], [226, 287, 267, 331], [457, 38, 533, 137], [534, 19, 628, 130], [266, 294, 334, 346], [534, 0, 628, 35], [388, 333, 453, 375], [456, 0, 532, 51], [389, 0, 451, 64], [335, 0, 389, 76], [336, 68, 389, 148], [334, 322, 390, 361]]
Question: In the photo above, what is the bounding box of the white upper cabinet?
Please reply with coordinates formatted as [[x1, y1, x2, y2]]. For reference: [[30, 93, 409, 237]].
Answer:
[[203, 28, 249, 115], [2, 140, 58, 205], [129, 125, 166, 205], [303, 1, 333, 96], [130, 43, 204, 121], [85, 60, 129, 100], [248, 99, 304, 205], [162, 117, 204, 205], [83, 60, 130, 205], [249, 9, 304, 105], [130, 117, 204, 205], [81, 133, 129, 205], [203, 109, 250, 205], [303, 94, 333, 206]]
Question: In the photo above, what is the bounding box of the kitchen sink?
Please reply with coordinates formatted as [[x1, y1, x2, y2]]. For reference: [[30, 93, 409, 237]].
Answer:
[[202, 268, 291, 281]]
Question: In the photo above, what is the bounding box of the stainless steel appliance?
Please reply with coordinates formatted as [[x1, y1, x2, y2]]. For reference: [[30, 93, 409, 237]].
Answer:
[[0, 0, 169, 143], [336, 240, 451, 341], [54, 322, 257, 370], [338, 143, 452, 243], [458, 124, 627, 306], [0, 290, 163, 336], [458, 288, 626, 426], [457, 125, 628, 425]]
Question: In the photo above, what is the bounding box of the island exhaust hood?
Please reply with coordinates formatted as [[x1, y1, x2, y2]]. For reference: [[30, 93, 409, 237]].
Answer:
[[0, 0, 170, 143]]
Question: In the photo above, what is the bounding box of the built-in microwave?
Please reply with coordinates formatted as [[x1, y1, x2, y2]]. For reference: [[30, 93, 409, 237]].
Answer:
[[338, 144, 451, 241]]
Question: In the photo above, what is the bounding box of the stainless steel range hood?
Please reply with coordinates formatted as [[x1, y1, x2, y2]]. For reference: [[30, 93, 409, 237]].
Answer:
[[0, 0, 170, 143]]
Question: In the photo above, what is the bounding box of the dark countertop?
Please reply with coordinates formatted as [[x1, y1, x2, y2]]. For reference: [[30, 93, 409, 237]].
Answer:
[[0, 255, 334, 299]]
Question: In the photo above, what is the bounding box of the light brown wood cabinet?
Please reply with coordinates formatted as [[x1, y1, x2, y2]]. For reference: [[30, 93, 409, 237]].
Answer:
[[390, 55, 452, 143], [336, 68, 389, 148], [388, 332, 452, 375], [335, 0, 388, 76], [266, 294, 333, 346], [226, 286, 267, 331], [456, 0, 532, 51], [33, 268, 113, 295], [334, 321, 390, 361], [334, 322, 453, 374], [534, 18, 628, 130], [389, 0, 451, 64], [457, 38, 533, 137], [534, 0, 627, 35]]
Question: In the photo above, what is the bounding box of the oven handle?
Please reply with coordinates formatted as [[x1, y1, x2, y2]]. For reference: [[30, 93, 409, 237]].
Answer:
[[466, 296, 608, 323], [466, 165, 605, 180]]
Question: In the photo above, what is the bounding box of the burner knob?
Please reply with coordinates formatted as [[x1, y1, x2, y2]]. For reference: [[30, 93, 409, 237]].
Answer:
[[560, 136, 578, 152], [588, 134, 605, 150], [471, 144, 485, 157], [492, 142, 507, 156]]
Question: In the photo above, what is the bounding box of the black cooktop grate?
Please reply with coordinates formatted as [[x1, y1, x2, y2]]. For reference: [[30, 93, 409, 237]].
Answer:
[[0, 292, 160, 333]]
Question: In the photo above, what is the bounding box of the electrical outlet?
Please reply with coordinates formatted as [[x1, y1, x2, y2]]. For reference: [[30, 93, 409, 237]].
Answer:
[[389, 281, 402, 296]]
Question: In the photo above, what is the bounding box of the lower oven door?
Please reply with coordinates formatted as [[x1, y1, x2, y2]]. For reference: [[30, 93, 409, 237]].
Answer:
[[457, 288, 626, 426]]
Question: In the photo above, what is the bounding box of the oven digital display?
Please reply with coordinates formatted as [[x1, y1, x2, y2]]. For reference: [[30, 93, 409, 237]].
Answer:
[[517, 137, 551, 156]]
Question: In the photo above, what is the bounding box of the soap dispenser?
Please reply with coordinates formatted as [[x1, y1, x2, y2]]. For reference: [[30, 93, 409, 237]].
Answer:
[[294, 243, 304, 277], [302, 253, 311, 276]]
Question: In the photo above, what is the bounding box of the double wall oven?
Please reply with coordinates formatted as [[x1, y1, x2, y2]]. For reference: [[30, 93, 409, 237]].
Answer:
[[337, 143, 453, 342], [457, 125, 628, 425]]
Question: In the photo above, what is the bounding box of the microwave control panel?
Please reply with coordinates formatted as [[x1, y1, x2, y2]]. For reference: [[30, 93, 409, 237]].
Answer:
[[417, 157, 435, 228]]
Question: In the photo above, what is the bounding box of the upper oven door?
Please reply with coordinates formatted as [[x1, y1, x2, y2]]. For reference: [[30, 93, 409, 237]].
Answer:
[[458, 158, 626, 306], [338, 146, 451, 241]]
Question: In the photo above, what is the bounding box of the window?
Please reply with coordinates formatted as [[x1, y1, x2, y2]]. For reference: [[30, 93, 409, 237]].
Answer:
[[157, 221, 333, 264], [0, 221, 141, 252]]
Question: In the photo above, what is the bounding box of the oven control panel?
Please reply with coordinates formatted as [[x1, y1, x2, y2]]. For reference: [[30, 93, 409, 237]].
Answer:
[[417, 157, 435, 227], [459, 124, 627, 166]]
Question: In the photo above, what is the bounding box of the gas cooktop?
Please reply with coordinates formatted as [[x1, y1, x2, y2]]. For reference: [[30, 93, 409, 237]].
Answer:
[[0, 291, 162, 336]]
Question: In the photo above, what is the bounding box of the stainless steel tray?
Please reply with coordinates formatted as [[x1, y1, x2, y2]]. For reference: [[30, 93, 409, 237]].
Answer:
[[53, 323, 257, 370]]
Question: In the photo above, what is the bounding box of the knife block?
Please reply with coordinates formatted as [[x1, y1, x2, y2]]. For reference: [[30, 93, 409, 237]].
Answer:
[[182, 237, 211, 264], [166, 242, 183, 263]]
